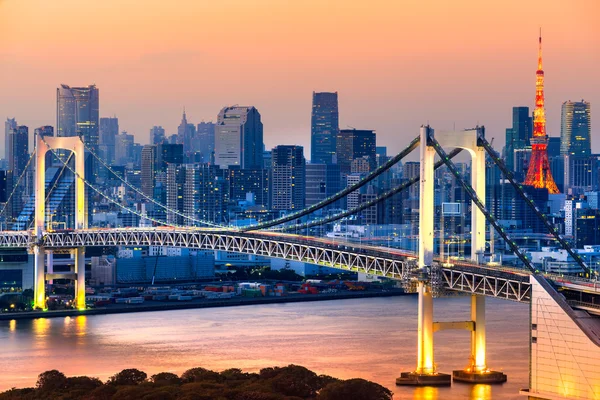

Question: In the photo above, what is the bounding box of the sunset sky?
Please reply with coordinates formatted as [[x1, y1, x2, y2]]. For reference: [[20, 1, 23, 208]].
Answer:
[[0, 0, 598, 157]]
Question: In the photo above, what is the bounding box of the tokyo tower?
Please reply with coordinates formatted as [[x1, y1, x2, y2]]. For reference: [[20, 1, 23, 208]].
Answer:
[[523, 30, 560, 194]]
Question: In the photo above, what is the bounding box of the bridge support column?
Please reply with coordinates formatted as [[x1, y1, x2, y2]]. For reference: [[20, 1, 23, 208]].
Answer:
[[47, 251, 53, 285], [397, 126, 451, 387], [34, 246, 46, 309], [74, 247, 86, 310], [452, 294, 507, 383]]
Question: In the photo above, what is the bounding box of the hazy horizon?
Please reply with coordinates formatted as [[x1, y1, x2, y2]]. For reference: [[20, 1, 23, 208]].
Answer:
[[1, 0, 598, 159]]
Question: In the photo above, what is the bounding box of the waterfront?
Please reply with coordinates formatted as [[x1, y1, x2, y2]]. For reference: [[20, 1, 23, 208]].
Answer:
[[0, 295, 529, 399]]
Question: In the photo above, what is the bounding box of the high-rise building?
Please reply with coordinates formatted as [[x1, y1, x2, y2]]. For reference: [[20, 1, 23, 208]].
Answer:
[[4, 118, 17, 160], [99, 117, 119, 164], [227, 167, 270, 208], [56, 84, 99, 145], [177, 109, 196, 153], [150, 126, 166, 145], [311, 92, 339, 164], [214, 106, 263, 169], [166, 164, 186, 226], [156, 143, 184, 172], [115, 132, 134, 165], [561, 100, 591, 157], [6, 125, 29, 220], [57, 84, 100, 184], [195, 122, 215, 162], [336, 129, 376, 176], [523, 33, 559, 194], [141, 145, 156, 199], [505, 107, 533, 171], [305, 163, 342, 208], [271, 145, 305, 211]]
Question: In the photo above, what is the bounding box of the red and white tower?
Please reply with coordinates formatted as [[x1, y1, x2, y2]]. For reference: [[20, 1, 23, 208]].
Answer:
[[523, 30, 559, 194]]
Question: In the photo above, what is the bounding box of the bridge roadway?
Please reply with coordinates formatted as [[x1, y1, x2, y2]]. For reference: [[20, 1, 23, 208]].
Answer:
[[4, 226, 595, 304]]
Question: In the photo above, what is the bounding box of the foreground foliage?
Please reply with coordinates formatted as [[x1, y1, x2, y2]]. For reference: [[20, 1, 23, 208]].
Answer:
[[0, 365, 393, 400]]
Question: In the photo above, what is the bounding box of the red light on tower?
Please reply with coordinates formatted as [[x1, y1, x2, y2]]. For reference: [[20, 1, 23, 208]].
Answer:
[[523, 30, 560, 194]]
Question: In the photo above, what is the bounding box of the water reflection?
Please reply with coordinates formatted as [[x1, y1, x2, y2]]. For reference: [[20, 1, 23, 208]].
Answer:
[[470, 384, 492, 400], [0, 297, 529, 399], [413, 386, 438, 400]]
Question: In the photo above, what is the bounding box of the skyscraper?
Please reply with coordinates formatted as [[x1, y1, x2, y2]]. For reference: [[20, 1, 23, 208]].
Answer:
[[141, 145, 156, 199], [214, 106, 263, 169], [271, 145, 306, 211], [150, 126, 166, 145], [560, 100, 591, 157], [195, 122, 215, 162], [336, 129, 376, 176], [6, 125, 29, 219], [57, 84, 99, 145], [57, 84, 100, 183], [311, 92, 339, 164], [505, 107, 533, 171], [177, 109, 195, 153], [4, 118, 17, 160], [523, 32, 559, 194], [99, 117, 119, 164], [156, 143, 184, 172]]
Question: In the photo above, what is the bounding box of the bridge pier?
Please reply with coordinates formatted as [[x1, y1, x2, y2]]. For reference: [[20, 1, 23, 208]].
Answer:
[[33, 245, 46, 309], [452, 295, 507, 383], [74, 247, 86, 310]]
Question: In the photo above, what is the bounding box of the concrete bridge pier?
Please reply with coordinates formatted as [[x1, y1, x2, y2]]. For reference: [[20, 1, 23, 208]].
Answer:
[[33, 245, 45, 309], [74, 247, 86, 309]]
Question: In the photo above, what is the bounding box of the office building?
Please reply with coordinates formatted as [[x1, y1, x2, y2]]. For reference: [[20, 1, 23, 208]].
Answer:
[[0, 171, 6, 203], [177, 109, 196, 153], [227, 167, 270, 208], [150, 126, 166, 145], [156, 143, 183, 172], [564, 155, 599, 194], [214, 106, 263, 169], [561, 100, 591, 157], [115, 132, 135, 165], [305, 163, 342, 207], [576, 209, 600, 248], [271, 145, 305, 211], [195, 122, 215, 162], [141, 145, 156, 199], [99, 117, 119, 164], [505, 107, 532, 171], [336, 129, 376, 176], [311, 92, 339, 164], [6, 125, 29, 220], [4, 118, 17, 160]]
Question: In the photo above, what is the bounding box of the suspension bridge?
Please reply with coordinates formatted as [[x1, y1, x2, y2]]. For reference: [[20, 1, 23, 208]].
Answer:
[[1, 126, 599, 399]]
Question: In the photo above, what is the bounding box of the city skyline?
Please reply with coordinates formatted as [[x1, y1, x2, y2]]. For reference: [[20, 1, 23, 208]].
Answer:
[[0, 0, 598, 157]]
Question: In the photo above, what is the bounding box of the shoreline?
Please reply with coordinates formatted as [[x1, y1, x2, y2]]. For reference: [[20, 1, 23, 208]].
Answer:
[[0, 290, 407, 321]]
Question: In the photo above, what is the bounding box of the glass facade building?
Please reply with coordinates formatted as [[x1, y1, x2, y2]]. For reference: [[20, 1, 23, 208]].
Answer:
[[310, 92, 339, 164], [561, 100, 591, 157]]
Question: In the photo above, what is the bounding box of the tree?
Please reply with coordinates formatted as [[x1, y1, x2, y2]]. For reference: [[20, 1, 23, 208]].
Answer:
[[36, 370, 67, 392], [318, 378, 393, 400], [107, 369, 147, 386], [260, 365, 321, 398], [180, 367, 223, 383], [150, 372, 181, 385]]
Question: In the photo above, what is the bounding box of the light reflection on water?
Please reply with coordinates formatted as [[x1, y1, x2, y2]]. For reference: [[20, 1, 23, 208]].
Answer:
[[0, 296, 529, 399]]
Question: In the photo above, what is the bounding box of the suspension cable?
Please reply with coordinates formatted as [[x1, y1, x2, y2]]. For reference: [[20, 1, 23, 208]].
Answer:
[[428, 135, 536, 273], [278, 148, 464, 232], [80, 138, 227, 228], [242, 135, 421, 232], [0, 149, 36, 220], [41, 137, 186, 229], [477, 134, 592, 276]]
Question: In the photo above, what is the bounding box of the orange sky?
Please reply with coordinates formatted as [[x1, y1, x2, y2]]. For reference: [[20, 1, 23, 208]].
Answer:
[[0, 0, 598, 157]]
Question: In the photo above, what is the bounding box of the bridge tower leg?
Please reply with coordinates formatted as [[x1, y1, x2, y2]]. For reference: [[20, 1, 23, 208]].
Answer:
[[397, 126, 451, 387], [33, 135, 87, 310], [33, 134, 47, 309]]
